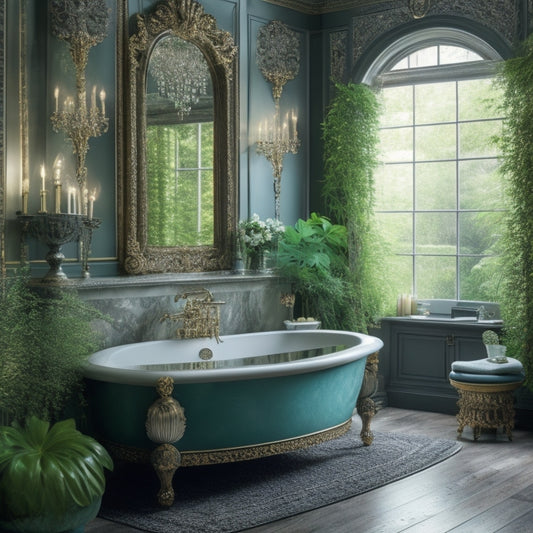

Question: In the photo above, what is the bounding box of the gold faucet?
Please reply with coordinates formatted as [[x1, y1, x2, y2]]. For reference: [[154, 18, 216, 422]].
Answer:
[[161, 288, 225, 343]]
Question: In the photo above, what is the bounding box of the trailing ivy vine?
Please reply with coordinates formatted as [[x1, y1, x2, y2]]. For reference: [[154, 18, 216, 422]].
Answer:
[[497, 35, 533, 389], [321, 82, 387, 333]]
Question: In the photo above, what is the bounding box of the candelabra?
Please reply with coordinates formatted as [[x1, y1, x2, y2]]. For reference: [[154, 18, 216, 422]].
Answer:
[[256, 105, 300, 221], [49, 0, 109, 216], [50, 87, 108, 216]]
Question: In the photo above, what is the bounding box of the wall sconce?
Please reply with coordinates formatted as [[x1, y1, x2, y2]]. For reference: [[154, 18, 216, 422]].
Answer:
[[16, 1, 109, 282], [256, 20, 301, 220], [256, 109, 300, 220], [48, 0, 109, 218]]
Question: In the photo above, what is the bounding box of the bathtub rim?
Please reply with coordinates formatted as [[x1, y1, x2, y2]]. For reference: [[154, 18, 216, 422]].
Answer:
[[84, 329, 383, 386]]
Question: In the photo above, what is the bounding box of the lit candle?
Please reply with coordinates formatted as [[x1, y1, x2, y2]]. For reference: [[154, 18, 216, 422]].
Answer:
[[40, 164, 46, 191], [88, 189, 96, 219], [291, 111, 297, 139], [91, 85, 97, 110], [99, 89, 106, 116], [54, 87, 59, 113]]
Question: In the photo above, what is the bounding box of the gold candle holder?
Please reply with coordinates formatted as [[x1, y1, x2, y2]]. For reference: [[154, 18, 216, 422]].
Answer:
[[39, 190, 48, 213], [54, 184, 62, 214]]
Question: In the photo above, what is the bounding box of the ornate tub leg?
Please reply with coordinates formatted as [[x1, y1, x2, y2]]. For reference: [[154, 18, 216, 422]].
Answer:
[[356, 352, 379, 446], [146, 376, 186, 506]]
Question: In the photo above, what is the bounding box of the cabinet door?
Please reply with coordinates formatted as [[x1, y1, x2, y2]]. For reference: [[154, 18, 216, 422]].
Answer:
[[394, 330, 450, 384], [453, 333, 488, 362]]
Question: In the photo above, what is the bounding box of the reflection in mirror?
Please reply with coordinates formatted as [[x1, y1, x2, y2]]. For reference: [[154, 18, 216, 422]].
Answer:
[[122, 0, 237, 275], [146, 36, 214, 247]]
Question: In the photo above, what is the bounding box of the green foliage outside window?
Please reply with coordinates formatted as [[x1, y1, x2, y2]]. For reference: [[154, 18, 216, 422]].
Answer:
[[147, 122, 214, 247]]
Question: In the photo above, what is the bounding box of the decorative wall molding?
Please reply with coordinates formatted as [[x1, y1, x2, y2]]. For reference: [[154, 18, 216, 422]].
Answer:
[[330, 30, 349, 83], [351, 0, 520, 70], [256, 20, 301, 101], [261, 0, 386, 15]]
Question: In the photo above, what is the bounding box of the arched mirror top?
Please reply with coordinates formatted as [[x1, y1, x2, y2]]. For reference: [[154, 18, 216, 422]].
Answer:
[[123, 0, 238, 275]]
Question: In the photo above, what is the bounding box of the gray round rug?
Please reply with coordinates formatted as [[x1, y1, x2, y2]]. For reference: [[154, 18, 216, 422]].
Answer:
[[99, 428, 461, 533]]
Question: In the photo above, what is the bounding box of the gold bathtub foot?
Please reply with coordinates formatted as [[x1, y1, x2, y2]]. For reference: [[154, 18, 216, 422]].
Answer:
[[356, 351, 379, 446], [151, 443, 181, 506], [357, 395, 376, 446], [146, 376, 187, 506]]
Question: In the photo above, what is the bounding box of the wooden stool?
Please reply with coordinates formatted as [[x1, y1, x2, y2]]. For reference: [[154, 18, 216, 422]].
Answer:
[[449, 373, 524, 441]]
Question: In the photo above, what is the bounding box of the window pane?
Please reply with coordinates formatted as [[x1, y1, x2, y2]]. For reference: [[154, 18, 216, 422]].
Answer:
[[387, 255, 414, 298], [415, 161, 456, 210], [415, 255, 456, 299], [376, 213, 413, 254], [390, 56, 408, 71], [459, 120, 501, 158], [459, 211, 504, 255], [177, 124, 198, 167], [458, 78, 502, 121], [409, 46, 438, 68], [380, 86, 413, 127], [440, 46, 482, 64], [415, 124, 456, 160], [380, 127, 413, 162], [459, 255, 503, 302], [415, 212, 456, 254], [201, 123, 214, 166], [375, 163, 413, 210], [459, 159, 503, 209], [415, 82, 456, 124]]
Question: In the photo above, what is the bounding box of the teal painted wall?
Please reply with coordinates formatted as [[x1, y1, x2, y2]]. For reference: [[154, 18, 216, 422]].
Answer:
[[3, 0, 526, 278], [4, 0, 315, 277]]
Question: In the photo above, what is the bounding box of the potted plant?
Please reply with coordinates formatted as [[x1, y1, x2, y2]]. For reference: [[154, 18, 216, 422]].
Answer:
[[277, 213, 355, 330], [482, 329, 508, 363], [237, 214, 284, 271], [0, 416, 113, 533]]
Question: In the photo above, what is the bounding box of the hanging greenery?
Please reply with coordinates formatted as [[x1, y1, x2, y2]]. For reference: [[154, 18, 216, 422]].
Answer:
[[321, 82, 388, 332], [497, 35, 533, 389]]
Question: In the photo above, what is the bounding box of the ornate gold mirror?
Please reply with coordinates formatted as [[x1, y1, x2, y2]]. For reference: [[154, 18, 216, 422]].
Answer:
[[122, 0, 238, 274]]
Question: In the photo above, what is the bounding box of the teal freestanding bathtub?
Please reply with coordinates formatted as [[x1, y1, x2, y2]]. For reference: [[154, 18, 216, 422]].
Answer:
[[84, 329, 383, 505]]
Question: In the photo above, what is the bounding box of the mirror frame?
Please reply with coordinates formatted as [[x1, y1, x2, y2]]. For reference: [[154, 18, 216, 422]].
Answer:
[[122, 0, 238, 274]]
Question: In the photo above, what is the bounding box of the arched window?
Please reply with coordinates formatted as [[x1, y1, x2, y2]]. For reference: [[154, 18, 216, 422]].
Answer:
[[364, 28, 505, 301]]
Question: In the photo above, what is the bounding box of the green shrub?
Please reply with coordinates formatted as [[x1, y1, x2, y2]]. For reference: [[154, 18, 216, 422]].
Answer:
[[0, 271, 108, 423]]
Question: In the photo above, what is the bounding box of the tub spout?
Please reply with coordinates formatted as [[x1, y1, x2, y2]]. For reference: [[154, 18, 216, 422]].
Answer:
[[161, 288, 225, 343]]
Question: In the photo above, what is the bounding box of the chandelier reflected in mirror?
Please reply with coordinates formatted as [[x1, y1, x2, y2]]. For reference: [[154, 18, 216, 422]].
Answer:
[[148, 36, 210, 120]]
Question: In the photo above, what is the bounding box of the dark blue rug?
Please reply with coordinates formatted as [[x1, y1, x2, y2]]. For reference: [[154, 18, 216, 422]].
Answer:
[[99, 428, 461, 532]]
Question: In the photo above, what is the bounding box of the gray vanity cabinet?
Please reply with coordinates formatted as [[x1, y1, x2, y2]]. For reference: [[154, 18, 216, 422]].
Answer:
[[379, 317, 503, 414]]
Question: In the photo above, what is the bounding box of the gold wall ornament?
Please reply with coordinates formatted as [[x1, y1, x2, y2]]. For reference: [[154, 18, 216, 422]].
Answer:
[[122, 0, 238, 274], [408, 0, 433, 19], [49, 0, 110, 216], [256, 20, 301, 220], [256, 20, 301, 103]]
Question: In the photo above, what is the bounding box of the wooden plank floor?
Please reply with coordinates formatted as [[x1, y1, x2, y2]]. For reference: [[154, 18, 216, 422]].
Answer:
[[87, 407, 533, 532]]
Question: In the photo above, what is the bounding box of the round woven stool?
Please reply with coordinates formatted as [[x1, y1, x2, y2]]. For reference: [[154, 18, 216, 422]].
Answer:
[[449, 371, 524, 441]]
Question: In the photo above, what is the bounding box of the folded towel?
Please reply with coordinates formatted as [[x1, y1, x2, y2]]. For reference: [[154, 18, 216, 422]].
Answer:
[[451, 357, 523, 375]]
